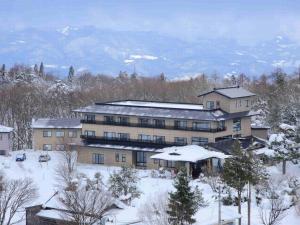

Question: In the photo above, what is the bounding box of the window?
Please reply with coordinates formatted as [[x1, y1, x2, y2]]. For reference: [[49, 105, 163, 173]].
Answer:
[[104, 116, 115, 123], [245, 99, 249, 107], [0, 134, 2, 140], [216, 101, 220, 108], [174, 137, 187, 145], [104, 132, 116, 139], [174, 120, 187, 129], [153, 135, 165, 144], [43, 144, 52, 151], [236, 100, 242, 108], [84, 130, 95, 137], [217, 121, 225, 130], [206, 101, 214, 109], [56, 144, 65, 151], [138, 134, 152, 142], [56, 131, 65, 137], [136, 151, 147, 167], [115, 153, 120, 162], [85, 114, 95, 122], [92, 153, 104, 164], [68, 130, 77, 138], [153, 159, 159, 164], [166, 161, 176, 168], [153, 119, 165, 128], [122, 154, 126, 162], [191, 137, 208, 145], [139, 118, 150, 126], [192, 121, 210, 130], [118, 116, 129, 125], [233, 118, 241, 131], [43, 130, 52, 137], [118, 133, 130, 140]]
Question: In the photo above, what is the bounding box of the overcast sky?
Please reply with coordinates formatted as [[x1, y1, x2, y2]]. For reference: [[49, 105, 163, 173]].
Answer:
[[1, 0, 300, 44]]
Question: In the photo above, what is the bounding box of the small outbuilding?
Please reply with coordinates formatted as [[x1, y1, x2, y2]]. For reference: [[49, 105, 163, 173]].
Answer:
[[151, 145, 230, 178], [0, 125, 14, 155]]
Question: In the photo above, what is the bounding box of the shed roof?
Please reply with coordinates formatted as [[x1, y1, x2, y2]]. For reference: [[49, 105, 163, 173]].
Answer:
[[198, 86, 256, 99], [32, 118, 82, 129], [0, 125, 13, 133]]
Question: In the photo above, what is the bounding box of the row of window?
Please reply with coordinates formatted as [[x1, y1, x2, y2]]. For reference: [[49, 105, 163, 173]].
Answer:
[[43, 130, 77, 138], [92, 153, 127, 164], [85, 114, 216, 130], [84, 130, 209, 145], [43, 144, 76, 151]]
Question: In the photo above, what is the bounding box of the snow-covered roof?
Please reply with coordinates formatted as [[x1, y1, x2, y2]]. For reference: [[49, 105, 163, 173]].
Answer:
[[32, 118, 82, 129], [0, 125, 13, 133], [74, 103, 253, 121], [150, 145, 230, 162], [108, 100, 204, 110], [254, 147, 275, 157], [199, 86, 256, 99]]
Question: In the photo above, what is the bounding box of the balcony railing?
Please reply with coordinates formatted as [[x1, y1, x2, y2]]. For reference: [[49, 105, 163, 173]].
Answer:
[[80, 135, 186, 149], [80, 119, 226, 133]]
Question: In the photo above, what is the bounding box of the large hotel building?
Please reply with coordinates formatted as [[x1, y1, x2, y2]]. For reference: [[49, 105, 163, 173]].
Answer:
[[32, 86, 266, 172]]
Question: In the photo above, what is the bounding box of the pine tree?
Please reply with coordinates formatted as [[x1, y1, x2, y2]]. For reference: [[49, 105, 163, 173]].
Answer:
[[68, 66, 75, 83], [108, 165, 141, 204], [167, 167, 198, 225], [39, 62, 44, 77], [33, 64, 39, 75], [222, 140, 267, 225], [0, 64, 5, 79]]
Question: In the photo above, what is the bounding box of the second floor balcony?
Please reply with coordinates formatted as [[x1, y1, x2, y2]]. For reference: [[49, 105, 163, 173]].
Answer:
[[80, 134, 187, 149], [80, 119, 226, 133]]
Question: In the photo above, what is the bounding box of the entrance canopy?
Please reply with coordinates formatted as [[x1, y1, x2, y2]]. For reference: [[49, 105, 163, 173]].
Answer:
[[151, 145, 230, 163]]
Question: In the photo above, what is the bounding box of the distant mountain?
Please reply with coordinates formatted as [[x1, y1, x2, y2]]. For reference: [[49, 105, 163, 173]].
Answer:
[[0, 26, 299, 78]]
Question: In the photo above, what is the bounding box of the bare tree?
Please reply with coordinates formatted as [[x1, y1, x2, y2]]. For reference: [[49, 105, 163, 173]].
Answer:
[[259, 196, 286, 225], [0, 177, 37, 225], [139, 192, 169, 225], [55, 138, 78, 189], [258, 178, 288, 225], [58, 181, 113, 225]]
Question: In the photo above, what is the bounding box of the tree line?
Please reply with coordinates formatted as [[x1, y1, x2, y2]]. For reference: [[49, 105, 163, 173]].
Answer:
[[0, 63, 299, 149]]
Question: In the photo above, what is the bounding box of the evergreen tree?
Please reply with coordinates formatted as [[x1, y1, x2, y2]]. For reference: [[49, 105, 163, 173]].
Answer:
[[0, 64, 5, 79], [222, 140, 267, 225], [167, 167, 199, 225], [39, 62, 44, 77], [33, 64, 39, 75], [68, 66, 75, 83], [108, 165, 141, 204]]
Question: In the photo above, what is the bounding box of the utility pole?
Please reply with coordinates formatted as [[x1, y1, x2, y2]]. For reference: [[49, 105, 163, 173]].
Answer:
[[248, 181, 251, 225], [218, 185, 222, 225]]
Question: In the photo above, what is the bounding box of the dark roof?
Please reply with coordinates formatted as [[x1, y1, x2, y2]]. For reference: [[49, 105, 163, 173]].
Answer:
[[198, 86, 256, 99], [32, 118, 82, 129], [209, 136, 266, 154], [73, 103, 254, 121]]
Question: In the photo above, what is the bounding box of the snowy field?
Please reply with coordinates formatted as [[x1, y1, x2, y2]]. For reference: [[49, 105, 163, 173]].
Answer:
[[0, 150, 299, 225]]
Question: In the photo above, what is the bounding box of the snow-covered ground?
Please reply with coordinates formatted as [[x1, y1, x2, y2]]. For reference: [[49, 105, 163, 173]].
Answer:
[[1, 150, 299, 225]]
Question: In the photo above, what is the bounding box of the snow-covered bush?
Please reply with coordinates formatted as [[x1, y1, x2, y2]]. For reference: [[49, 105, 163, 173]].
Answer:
[[108, 166, 141, 204]]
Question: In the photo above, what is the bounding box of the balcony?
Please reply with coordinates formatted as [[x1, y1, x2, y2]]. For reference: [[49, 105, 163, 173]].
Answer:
[[80, 119, 226, 133], [80, 135, 186, 149]]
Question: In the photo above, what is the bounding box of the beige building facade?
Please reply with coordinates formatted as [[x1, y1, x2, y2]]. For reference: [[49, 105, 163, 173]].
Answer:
[[32, 118, 82, 151], [73, 86, 257, 168]]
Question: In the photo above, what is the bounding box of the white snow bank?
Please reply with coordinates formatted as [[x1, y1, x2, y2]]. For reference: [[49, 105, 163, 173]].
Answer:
[[269, 133, 285, 143], [279, 123, 296, 131], [254, 147, 275, 157]]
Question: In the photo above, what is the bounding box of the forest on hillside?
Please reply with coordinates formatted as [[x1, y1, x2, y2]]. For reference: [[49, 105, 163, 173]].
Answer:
[[0, 63, 299, 149]]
